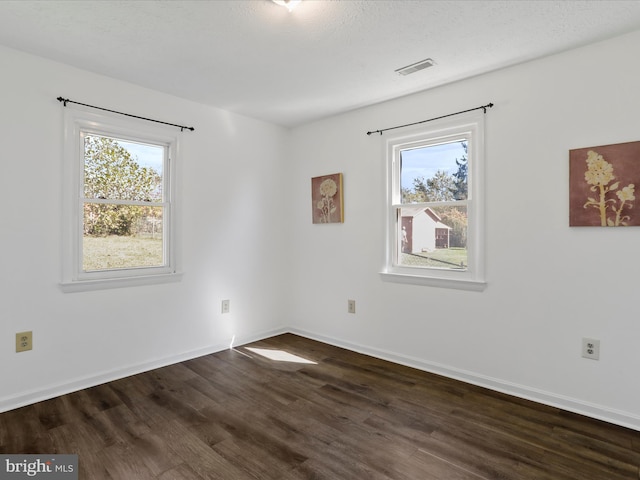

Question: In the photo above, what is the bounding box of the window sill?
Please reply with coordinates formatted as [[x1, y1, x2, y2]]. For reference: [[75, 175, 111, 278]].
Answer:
[[60, 272, 183, 293], [379, 271, 486, 291]]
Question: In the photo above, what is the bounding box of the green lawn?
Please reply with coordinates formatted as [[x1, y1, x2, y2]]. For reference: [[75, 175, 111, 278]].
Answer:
[[83, 235, 163, 271], [401, 248, 467, 269]]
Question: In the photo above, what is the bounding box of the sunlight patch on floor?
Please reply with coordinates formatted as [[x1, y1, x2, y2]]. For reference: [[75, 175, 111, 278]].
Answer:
[[245, 347, 317, 364]]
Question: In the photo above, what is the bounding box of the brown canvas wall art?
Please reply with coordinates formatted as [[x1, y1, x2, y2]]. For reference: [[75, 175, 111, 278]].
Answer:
[[569, 141, 640, 226], [311, 173, 344, 224]]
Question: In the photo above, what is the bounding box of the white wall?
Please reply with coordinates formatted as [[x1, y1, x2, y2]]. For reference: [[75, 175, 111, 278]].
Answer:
[[287, 29, 640, 430], [0, 45, 289, 410]]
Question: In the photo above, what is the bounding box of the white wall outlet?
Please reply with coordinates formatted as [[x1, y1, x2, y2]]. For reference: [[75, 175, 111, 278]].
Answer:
[[348, 299, 356, 314], [582, 338, 600, 360], [221, 299, 230, 314]]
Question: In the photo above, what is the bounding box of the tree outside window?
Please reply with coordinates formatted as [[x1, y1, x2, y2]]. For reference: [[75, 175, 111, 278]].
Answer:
[[82, 135, 165, 271]]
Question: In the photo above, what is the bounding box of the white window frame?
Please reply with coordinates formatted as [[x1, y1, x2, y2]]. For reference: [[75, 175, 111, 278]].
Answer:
[[381, 110, 486, 291], [61, 107, 182, 292]]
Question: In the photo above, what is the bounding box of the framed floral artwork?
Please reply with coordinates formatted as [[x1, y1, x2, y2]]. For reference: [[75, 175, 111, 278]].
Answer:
[[570, 141, 640, 226], [311, 173, 344, 224]]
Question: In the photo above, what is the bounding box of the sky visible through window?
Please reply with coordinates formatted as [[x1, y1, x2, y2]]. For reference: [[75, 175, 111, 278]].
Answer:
[[118, 140, 164, 173], [401, 141, 466, 192]]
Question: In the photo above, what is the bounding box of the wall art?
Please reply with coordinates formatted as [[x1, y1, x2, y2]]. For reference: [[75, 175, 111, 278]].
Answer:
[[570, 141, 640, 226], [311, 173, 344, 224]]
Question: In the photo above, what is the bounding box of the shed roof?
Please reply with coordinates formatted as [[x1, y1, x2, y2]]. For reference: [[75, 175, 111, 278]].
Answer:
[[401, 207, 452, 230]]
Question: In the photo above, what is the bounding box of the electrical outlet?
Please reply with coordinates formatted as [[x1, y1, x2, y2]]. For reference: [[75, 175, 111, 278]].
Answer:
[[582, 338, 600, 360], [221, 299, 230, 314], [16, 331, 32, 353], [348, 299, 356, 314]]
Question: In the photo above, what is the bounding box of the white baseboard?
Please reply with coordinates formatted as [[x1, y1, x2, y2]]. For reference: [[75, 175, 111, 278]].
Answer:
[[288, 327, 640, 432], [0, 326, 288, 414], [2, 325, 639, 432]]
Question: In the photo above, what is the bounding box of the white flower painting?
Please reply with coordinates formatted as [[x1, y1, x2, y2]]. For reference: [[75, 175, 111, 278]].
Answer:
[[570, 141, 640, 226], [311, 173, 344, 224]]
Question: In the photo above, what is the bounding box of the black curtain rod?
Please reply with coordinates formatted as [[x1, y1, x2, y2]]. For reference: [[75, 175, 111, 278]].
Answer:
[[57, 97, 195, 132], [366, 102, 493, 136]]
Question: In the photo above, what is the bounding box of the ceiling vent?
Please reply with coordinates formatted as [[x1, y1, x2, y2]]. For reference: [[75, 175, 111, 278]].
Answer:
[[395, 58, 435, 76]]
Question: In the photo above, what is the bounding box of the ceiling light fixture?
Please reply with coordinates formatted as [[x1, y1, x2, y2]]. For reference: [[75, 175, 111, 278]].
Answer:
[[272, 0, 301, 12], [395, 58, 435, 76]]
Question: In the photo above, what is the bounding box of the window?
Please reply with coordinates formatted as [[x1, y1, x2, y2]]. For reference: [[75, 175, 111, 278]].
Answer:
[[61, 108, 181, 291], [381, 111, 486, 290]]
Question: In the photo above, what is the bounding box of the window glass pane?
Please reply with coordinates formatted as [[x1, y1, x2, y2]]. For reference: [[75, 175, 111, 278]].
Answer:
[[83, 204, 164, 271], [84, 135, 164, 201], [401, 140, 468, 203], [398, 205, 467, 270]]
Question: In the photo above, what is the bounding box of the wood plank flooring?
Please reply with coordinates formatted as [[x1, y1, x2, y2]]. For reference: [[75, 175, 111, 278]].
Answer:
[[1, 333, 639, 479]]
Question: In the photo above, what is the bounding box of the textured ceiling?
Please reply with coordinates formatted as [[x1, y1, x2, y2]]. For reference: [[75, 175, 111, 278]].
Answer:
[[1, 0, 640, 127]]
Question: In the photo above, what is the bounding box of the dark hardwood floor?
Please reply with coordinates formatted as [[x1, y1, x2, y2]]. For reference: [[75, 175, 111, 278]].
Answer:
[[1, 333, 639, 479]]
